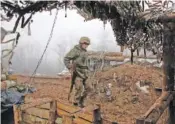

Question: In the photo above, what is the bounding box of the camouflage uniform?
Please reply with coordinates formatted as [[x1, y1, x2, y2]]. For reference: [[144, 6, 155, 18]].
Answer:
[[64, 43, 89, 107]]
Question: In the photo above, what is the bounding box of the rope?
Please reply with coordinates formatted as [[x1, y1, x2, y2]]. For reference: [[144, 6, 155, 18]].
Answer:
[[24, 9, 59, 84]]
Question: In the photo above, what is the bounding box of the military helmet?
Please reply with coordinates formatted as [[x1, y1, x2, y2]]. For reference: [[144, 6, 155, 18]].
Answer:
[[79, 37, 90, 45]]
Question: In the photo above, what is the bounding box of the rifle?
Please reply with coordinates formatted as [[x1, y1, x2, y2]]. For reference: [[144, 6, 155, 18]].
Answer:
[[68, 61, 76, 101]]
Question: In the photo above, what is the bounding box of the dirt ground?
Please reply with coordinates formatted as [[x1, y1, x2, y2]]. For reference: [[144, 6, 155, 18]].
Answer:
[[16, 64, 168, 124]]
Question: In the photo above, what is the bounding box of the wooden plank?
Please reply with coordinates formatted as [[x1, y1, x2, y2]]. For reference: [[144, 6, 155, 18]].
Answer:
[[57, 108, 71, 117], [73, 117, 92, 124], [20, 98, 52, 110], [24, 97, 50, 109], [22, 113, 49, 124], [62, 115, 73, 124], [24, 107, 50, 119], [75, 113, 93, 122], [74, 105, 100, 122], [57, 102, 80, 114]]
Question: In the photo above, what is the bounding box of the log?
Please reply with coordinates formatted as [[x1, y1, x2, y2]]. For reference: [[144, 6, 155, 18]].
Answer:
[[88, 56, 124, 61], [104, 56, 124, 61], [87, 51, 123, 57], [141, 92, 173, 123]]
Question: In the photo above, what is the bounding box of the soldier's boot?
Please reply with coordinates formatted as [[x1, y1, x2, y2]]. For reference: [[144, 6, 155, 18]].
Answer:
[[73, 91, 81, 107], [79, 97, 85, 108], [79, 87, 87, 108]]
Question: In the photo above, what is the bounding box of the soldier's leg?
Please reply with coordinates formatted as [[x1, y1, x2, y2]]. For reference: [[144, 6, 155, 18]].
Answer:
[[79, 79, 88, 108], [74, 77, 83, 105]]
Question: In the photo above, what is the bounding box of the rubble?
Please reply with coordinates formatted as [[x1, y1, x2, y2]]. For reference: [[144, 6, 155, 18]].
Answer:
[[1, 73, 36, 113]]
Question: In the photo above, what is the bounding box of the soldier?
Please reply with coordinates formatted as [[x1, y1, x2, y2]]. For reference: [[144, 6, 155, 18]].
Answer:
[[64, 37, 90, 108]]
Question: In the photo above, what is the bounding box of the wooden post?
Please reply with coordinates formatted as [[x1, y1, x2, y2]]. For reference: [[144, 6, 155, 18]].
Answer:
[[13, 105, 20, 124], [136, 118, 145, 124], [49, 100, 57, 124], [163, 22, 175, 124], [93, 104, 102, 124]]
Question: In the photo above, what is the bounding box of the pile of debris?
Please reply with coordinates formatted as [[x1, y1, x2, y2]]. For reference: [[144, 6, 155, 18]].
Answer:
[[86, 64, 164, 123], [1, 73, 36, 114]]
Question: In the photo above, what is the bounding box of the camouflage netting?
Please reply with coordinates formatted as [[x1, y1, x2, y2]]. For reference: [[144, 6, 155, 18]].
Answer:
[[1, 1, 174, 58]]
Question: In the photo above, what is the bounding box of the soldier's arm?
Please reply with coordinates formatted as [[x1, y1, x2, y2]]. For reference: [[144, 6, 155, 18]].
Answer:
[[64, 48, 78, 70]]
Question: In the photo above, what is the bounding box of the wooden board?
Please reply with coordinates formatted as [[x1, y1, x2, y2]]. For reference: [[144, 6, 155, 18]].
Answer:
[[76, 113, 93, 122], [62, 115, 73, 124], [57, 108, 72, 117], [24, 107, 50, 119], [57, 102, 80, 114], [22, 113, 49, 124], [73, 117, 92, 124], [20, 98, 52, 110], [74, 105, 99, 122], [24, 97, 50, 109]]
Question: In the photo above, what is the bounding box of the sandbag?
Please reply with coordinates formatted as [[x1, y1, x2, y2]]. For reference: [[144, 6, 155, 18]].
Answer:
[[1, 74, 7, 81]]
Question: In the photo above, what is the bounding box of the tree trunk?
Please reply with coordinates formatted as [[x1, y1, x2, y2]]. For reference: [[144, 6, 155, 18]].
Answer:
[[137, 49, 139, 56], [144, 42, 147, 58], [130, 49, 134, 64], [120, 45, 124, 52], [163, 22, 175, 124]]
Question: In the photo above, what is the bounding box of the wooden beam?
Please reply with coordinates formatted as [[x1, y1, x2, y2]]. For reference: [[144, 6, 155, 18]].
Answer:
[[136, 92, 173, 124], [57, 102, 81, 114], [87, 51, 123, 57]]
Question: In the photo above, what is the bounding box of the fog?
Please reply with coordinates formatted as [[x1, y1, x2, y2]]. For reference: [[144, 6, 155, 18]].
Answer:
[[2, 9, 121, 75]]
